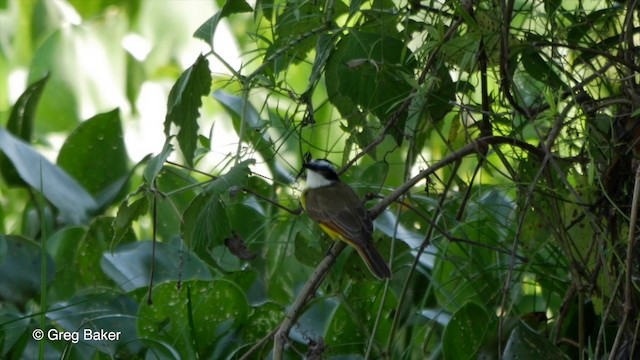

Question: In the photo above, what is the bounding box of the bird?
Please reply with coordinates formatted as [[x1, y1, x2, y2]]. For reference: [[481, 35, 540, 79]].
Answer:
[[300, 159, 392, 279]]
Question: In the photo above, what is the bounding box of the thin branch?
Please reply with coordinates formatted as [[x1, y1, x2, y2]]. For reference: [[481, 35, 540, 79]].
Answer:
[[273, 242, 346, 359], [609, 162, 640, 359]]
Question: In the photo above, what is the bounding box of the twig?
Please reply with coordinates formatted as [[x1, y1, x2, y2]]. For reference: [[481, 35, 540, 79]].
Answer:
[[273, 242, 346, 359], [609, 163, 640, 359]]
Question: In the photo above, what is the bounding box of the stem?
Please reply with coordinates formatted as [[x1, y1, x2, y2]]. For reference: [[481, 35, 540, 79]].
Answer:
[[609, 162, 640, 358]]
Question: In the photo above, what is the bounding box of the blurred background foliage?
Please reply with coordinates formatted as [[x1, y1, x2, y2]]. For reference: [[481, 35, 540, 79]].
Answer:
[[0, 0, 639, 359]]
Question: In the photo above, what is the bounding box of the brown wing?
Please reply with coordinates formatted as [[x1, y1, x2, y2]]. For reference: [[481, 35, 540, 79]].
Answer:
[[305, 182, 392, 279], [304, 182, 373, 247]]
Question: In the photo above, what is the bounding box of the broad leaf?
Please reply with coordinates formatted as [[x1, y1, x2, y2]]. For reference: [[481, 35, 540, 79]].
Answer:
[[442, 302, 491, 359], [164, 54, 212, 167], [503, 322, 568, 359], [0, 235, 54, 304], [101, 240, 212, 292], [325, 30, 415, 145], [182, 191, 231, 268], [0, 74, 49, 187], [0, 127, 97, 224], [193, 0, 253, 49], [144, 140, 174, 185], [138, 280, 249, 358], [57, 109, 129, 198], [47, 291, 142, 356]]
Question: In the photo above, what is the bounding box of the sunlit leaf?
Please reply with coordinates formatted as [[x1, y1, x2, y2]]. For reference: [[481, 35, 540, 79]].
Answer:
[[144, 141, 174, 185], [164, 54, 212, 167], [193, 0, 253, 48], [1, 74, 49, 187]]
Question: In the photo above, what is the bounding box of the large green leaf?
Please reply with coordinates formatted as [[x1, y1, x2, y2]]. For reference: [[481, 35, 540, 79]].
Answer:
[[182, 191, 231, 268], [57, 109, 129, 200], [45, 226, 87, 302], [503, 322, 568, 359], [0, 127, 97, 224], [180, 160, 256, 268], [0, 74, 49, 187], [154, 166, 199, 241], [163, 54, 212, 167], [442, 302, 491, 359], [0, 303, 30, 355], [0, 235, 54, 304], [325, 30, 415, 145], [101, 240, 213, 292], [137, 280, 249, 358], [47, 291, 143, 357], [205, 158, 254, 194], [325, 282, 397, 355]]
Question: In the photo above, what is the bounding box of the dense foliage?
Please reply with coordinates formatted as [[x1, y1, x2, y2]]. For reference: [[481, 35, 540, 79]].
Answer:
[[0, 0, 638, 359]]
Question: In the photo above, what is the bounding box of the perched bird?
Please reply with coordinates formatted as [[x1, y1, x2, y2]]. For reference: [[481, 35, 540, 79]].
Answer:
[[301, 159, 391, 279]]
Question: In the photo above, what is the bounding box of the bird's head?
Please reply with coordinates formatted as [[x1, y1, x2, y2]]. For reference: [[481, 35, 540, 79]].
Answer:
[[302, 159, 340, 188]]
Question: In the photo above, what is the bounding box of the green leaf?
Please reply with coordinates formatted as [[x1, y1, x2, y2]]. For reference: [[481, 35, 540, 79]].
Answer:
[[57, 109, 128, 198], [0, 303, 30, 354], [193, 0, 253, 49], [144, 140, 174, 185], [47, 290, 142, 356], [204, 159, 254, 195], [325, 30, 415, 145], [111, 193, 148, 248], [325, 282, 398, 355], [259, 0, 274, 20], [442, 302, 491, 359], [303, 33, 337, 97], [74, 217, 121, 288], [101, 240, 213, 292], [212, 90, 263, 133], [1, 74, 49, 187], [164, 54, 212, 167], [521, 47, 566, 91], [45, 226, 87, 302], [182, 192, 231, 268], [6, 73, 48, 141], [264, 0, 324, 75], [503, 322, 568, 359], [154, 166, 199, 241], [137, 280, 249, 358], [0, 235, 55, 304], [243, 302, 284, 342], [0, 127, 97, 224]]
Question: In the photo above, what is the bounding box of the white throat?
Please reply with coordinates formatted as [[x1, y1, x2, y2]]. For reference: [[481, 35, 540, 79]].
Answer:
[[305, 169, 334, 189]]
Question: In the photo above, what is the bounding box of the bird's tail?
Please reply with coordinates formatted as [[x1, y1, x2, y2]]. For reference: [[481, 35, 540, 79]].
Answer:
[[355, 243, 392, 279]]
